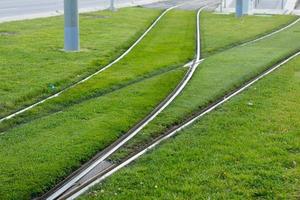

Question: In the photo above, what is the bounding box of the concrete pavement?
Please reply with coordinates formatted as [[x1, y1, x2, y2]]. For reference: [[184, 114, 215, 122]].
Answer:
[[0, 0, 164, 23]]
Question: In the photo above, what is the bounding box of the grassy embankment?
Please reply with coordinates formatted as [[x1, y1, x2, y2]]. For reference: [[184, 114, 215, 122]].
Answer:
[[81, 43, 300, 200]]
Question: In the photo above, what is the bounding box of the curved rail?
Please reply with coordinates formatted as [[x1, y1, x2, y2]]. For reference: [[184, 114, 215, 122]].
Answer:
[[41, 2, 215, 199], [0, 4, 181, 123], [67, 50, 300, 200], [41, 2, 209, 200]]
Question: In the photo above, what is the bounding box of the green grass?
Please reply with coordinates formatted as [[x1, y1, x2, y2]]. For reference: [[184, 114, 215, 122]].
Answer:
[[200, 12, 297, 57], [0, 7, 161, 117], [111, 19, 300, 162], [81, 51, 300, 200], [0, 68, 186, 200], [0, 9, 196, 132]]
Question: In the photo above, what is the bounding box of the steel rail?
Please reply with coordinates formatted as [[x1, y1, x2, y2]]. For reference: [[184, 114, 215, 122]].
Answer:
[[67, 50, 300, 200]]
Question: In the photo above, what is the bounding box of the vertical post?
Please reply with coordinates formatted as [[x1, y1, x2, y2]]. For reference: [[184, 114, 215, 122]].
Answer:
[[110, 0, 116, 11], [220, 0, 223, 12], [236, 0, 250, 17], [64, 0, 80, 51], [236, 0, 243, 17]]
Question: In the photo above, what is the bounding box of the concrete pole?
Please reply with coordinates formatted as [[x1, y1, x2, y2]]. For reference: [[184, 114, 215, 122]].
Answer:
[[64, 0, 80, 51]]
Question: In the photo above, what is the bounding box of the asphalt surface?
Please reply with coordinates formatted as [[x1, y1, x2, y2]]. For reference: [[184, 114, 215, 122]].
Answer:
[[0, 0, 161, 22]]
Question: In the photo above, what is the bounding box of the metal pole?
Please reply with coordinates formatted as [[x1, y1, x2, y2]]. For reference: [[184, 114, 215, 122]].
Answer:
[[220, 0, 223, 12], [236, 0, 250, 17], [110, 0, 117, 11], [236, 0, 243, 17], [64, 0, 80, 51]]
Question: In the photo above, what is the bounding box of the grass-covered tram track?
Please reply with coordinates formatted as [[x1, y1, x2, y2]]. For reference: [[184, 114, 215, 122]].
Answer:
[[0, 8, 297, 200], [0, 9, 295, 123], [0, 67, 186, 200], [0, 8, 196, 200], [110, 17, 300, 164], [0, 11, 295, 134], [82, 55, 300, 200], [0, 9, 196, 133]]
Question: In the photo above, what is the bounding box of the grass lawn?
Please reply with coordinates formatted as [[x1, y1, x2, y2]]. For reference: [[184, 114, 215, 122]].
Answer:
[[81, 52, 300, 200], [0, 7, 161, 118], [111, 18, 300, 162]]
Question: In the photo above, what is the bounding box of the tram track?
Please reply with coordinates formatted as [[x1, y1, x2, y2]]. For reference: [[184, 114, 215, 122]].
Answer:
[[65, 50, 300, 200], [39, 2, 218, 199], [34, 2, 299, 199], [1, 4, 298, 124]]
